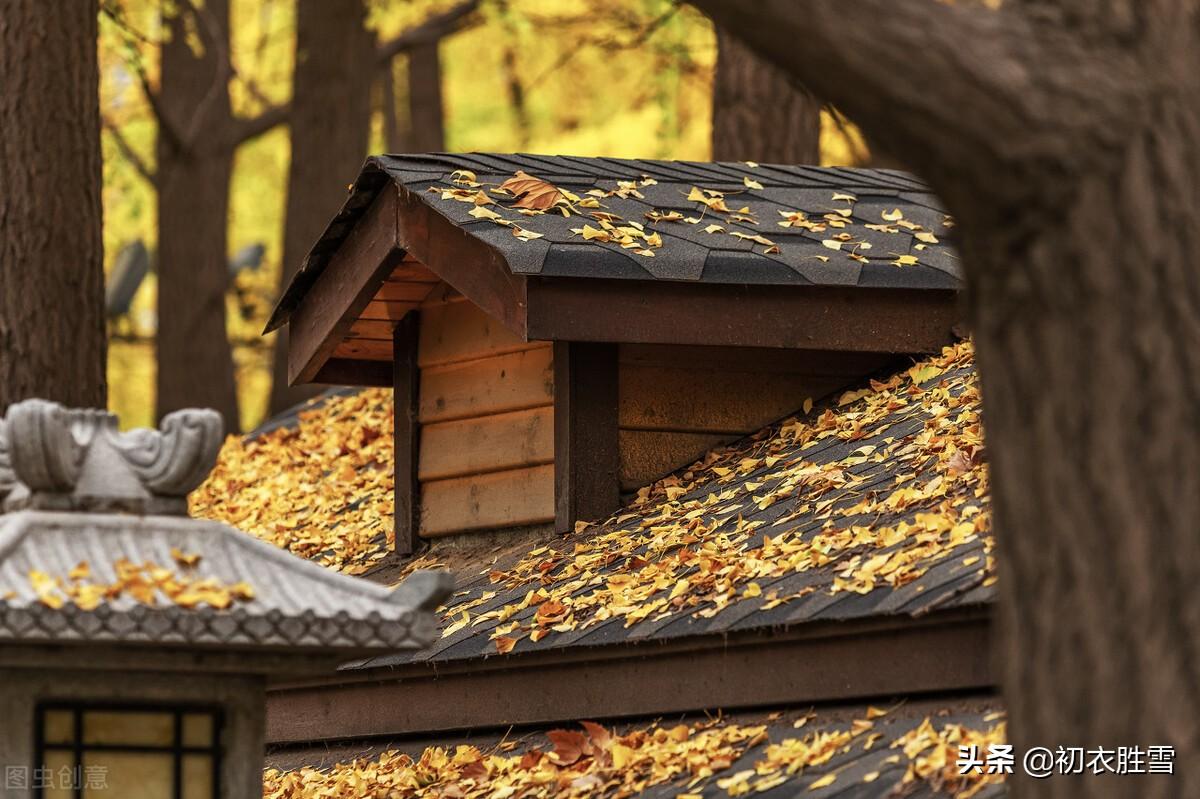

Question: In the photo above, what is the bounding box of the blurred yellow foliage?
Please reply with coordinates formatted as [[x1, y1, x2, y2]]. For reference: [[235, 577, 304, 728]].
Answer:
[[100, 0, 865, 431]]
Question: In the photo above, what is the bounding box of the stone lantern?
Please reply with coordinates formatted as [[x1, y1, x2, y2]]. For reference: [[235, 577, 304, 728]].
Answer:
[[0, 400, 451, 799]]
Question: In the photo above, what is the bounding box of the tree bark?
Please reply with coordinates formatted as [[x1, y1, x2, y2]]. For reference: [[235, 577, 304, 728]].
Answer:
[[155, 0, 241, 433], [0, 0, 106, 411], [406, 41, 446, 152], [691, 2, 1200, 797], [711, 26, 820, 164], [268, 0, 375, 415]]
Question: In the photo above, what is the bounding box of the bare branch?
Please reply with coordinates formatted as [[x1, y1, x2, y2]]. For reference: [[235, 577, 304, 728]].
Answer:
[[228, 102, 291, 146], [227, 0, 481, 148], [102, 115, 157, 186], [376, 0, 482, 64], [101, 0, 188, 155]]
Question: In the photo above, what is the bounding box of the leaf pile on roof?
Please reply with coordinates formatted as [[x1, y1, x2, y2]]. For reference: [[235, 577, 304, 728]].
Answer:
[[431, 164, 953, 264], [190, 389, 395, 575], [262, 707, 1006, 798], [26, 553, 254, 612], [434, 169, 668, 254], [441, 339, 989, 652]]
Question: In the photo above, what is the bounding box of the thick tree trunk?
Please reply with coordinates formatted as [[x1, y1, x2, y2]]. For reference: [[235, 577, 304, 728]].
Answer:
[[711, 27, 820, 164], [407, 41, 445, 152], [0, 0, 106, 410], [268, 0, 374, 414], [155, 0, 241, 432], [692, 3, 1200, 797]]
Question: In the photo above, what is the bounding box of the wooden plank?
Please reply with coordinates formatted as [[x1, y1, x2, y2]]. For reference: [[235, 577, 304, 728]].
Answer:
[[419, 345, 553, 424], [417, 282, 464, 308], [350, 320, 398, 340], [527, 278, 960, 354], [372, 281, 436, 302], [620, 430, 733, 492], [361, 301, 418, 322], [420, 464, 554, 537], [419, 406, 553, 482], [554, 342, 620, 533], [620, 366, 852, 434], [387, 262, 441, 283], [332, 339, 391, 361], [288, 188, 401, 384], [395, 187, 529, 337], [619, 344, 898, 376], [418, 301, 530, 368], [311, 358, 391, 387], [394, 314, 421, 555], [266, 610, 994, 744]]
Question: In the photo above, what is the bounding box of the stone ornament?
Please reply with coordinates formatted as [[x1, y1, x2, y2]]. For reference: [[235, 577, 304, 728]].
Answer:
[[0, 399, 223, 515]]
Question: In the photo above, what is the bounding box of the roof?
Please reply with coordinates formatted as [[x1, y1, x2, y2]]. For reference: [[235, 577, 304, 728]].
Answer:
[[264, 699, 1007, 799], [0, 399, 451, 662], [197, 339, 991, 666], [266, 152, 962, 333], [191, 388, 396, 575], [0, 510, 447, 654]]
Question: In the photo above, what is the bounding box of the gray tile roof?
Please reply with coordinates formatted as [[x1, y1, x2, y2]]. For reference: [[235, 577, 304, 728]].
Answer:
[[267, 153, 961, 332], [0, 398, 452, 660], [0, 510, 449, 654]]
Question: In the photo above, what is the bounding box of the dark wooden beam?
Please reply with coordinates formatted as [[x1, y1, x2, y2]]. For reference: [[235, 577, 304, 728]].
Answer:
[[393, 187, 529, 338], [393, 313, 421, 555], [553, 341, 620, 534], [287, 188, 403, 385], [311, 358, 392, 387], [527, 278, 960, 353], [265, 607, 993, 744]]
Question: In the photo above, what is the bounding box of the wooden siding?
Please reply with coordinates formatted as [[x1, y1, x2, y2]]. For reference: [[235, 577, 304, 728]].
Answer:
[[418, 302, 554, 537], [616, 345, 895, 491], [330, 257, 440, 363]]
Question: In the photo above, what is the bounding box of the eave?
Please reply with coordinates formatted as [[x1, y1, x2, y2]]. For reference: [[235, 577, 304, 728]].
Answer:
[[265, 605, 992, 745]]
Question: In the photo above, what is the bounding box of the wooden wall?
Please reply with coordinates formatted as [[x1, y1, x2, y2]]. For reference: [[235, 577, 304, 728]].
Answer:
[[412, 296, 896, 537], [616, 345, 896, 491], [417, 296, 554, 537]]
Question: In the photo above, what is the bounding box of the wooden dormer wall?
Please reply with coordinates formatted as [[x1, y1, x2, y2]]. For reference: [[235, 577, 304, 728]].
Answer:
[[415, 297, 554, 537], [401, 297, 897, 542]]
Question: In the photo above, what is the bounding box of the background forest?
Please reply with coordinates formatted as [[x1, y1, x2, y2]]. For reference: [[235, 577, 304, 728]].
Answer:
[[98, 0, 868, 432]]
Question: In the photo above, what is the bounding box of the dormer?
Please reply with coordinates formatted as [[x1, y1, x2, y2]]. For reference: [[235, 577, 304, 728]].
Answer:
[[265, 154, 962, 552]]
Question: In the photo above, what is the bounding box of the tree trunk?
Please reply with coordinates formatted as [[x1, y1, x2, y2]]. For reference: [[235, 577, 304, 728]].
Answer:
[[691, 3, 1200, 797], [267, 0, 375, 415], [710, 27, 820, 164], [407, 41, 445, 152], [0, 0, 106, 411], [155, 0, 241, 433]]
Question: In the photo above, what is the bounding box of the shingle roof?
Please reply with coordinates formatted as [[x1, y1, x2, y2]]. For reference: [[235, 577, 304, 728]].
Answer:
[[266, 153, 961, 332], [0, 509, 449, 655], [264, 698, 1007, 799]]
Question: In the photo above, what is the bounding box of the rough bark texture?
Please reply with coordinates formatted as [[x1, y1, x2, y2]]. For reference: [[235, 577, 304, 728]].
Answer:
[[155, 0, 241, 432], [406, 42, 446, 152], [711, 27, 820, 164], [268, 0, 374, 414], [0, 0, 106, 411], [692, 2, 1200, 797]]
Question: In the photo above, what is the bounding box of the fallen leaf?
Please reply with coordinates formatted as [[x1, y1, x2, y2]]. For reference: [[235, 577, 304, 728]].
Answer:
[[498, 171, 564, 210]]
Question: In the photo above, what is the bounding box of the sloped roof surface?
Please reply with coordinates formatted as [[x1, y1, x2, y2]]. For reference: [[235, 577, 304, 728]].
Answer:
[[267, 153, 961, 331], [265, 699, 1007, 799], [354, 339, 990, 668], [196, 341, 993, 665], [0, 510, 448, 653]]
